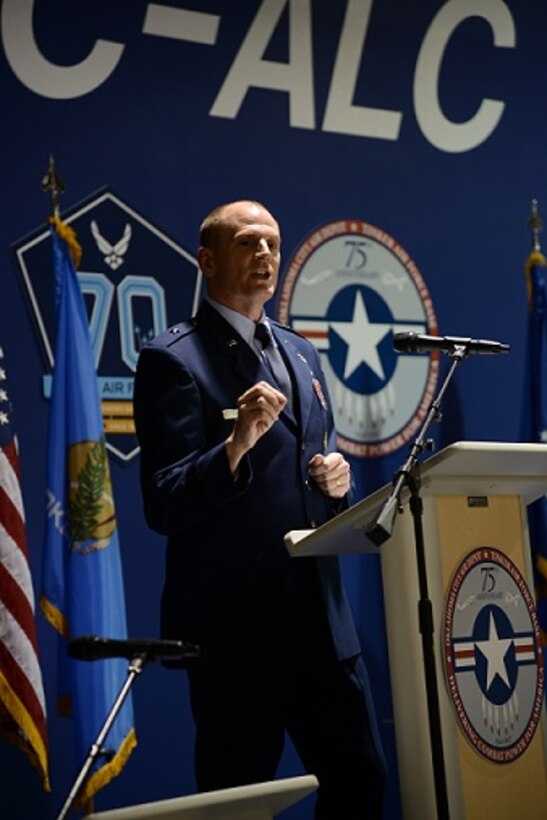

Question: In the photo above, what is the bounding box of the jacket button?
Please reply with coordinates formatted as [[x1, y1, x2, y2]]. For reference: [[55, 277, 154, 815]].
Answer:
[[310, 519, 317, 528], [305, 479, 311, 491]]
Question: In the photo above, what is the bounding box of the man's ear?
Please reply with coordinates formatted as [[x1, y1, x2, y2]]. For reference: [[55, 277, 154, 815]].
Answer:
[[197, 245, 215, 278]]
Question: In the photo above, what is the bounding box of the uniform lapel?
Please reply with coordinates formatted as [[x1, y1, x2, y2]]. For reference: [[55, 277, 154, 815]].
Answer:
[[196, 303, 298, 428], [195, 301, 260, 385], [272, 325, 318, 435]]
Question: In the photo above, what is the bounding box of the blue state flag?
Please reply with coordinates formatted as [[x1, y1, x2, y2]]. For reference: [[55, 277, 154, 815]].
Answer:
[[40, 217, 136, 803], [522, 250, 547, 640]]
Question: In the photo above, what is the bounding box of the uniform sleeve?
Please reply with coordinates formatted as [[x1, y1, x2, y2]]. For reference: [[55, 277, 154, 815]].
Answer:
[[133, 344, 251, 536]]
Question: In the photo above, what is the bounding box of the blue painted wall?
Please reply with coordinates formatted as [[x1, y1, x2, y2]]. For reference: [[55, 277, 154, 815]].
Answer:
[[0, 2, 544, 817]]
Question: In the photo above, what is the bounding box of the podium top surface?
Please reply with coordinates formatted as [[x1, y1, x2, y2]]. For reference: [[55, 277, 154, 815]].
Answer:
[[285, 441, 547, 557], [85, 775, 318, 819], [417, 440, 546, 478], [416, 440, 546, 498]]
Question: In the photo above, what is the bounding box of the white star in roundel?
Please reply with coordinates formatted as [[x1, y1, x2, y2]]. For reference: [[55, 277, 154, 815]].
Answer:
[[329, 290, 392, 380], [0, 411, 9, 425], [475, 612, 512, 691]]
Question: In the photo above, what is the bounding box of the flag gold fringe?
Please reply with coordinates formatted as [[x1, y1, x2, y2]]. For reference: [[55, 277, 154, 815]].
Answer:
[[77, 727, 138, 807], [40, 594, 69, 637], [49, 214, 83, 269], [0, 672, 50, 791], [525, 250, 546, 308]]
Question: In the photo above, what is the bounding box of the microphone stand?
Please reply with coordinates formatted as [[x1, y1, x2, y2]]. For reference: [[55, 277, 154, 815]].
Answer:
[[366, 344, 470, 820], [56, 654, 145, 820], [56, 643, 198, 820]]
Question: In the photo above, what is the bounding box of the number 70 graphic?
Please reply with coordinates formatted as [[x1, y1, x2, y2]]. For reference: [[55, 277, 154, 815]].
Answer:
[[78, 272, 167, 371]]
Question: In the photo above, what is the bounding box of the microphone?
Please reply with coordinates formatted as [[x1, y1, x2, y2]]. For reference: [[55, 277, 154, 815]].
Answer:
[[393, 332, 510, 356], [68, 635, 200, 663]]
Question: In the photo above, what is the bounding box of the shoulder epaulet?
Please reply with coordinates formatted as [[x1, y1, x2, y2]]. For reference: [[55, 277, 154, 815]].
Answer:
[[146, 320, 197, 349], [270, 318, 304, 339]]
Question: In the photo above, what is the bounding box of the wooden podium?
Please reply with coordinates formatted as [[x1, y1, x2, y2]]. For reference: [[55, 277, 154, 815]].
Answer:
[[286, 441, 547, 820]]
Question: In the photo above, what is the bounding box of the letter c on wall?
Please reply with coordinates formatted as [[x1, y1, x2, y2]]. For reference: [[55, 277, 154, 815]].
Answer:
[[1, 0, 125, 99]]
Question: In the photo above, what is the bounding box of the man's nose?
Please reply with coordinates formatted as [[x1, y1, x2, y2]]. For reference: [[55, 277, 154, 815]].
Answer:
[[256, 238, 270, 256]]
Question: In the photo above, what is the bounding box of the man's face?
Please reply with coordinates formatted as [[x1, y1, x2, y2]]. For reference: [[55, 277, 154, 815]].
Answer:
[[198, 202, 281, 320]]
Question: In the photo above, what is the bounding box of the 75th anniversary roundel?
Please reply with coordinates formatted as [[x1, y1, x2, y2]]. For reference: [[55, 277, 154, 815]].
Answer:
[[443, 548, 544, 763], [278, 220, 438, 457]]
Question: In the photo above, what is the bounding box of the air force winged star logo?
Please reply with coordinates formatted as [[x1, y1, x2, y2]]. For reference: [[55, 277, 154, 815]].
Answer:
[[90, 220, 132, 270], [14, 189, 201, 462], [444, 548, 544, 763], [278, 220, 438, 458]]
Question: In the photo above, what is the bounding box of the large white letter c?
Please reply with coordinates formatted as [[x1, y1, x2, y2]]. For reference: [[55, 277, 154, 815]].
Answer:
[[414, 0, 516, 153], [1, 0, 125, 99]]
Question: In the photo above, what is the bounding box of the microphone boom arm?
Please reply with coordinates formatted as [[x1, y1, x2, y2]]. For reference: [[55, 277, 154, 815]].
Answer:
[[366, 346, 465, 545]]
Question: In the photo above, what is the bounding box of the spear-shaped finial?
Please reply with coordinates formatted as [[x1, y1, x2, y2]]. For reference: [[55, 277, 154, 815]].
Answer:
[[41, 158, 82, 268], [527, 198, 543, 252], [41, 155, 65, 219]]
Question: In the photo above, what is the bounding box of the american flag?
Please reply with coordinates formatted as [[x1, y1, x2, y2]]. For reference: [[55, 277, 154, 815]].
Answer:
[[0, 344, 49, 789]]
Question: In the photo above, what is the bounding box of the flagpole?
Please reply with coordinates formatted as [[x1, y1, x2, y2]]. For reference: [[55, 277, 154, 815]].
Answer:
[[525, 199, 544, 307], [527, 198, 543, 253], [41, 162, 138, 810], [41, 155, 65, 219]]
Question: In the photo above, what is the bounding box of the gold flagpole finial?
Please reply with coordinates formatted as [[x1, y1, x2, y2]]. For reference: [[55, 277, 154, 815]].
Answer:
[[527, 198, 543, 252], [41, 157, 82, 268], [41, 155, 65, 219]]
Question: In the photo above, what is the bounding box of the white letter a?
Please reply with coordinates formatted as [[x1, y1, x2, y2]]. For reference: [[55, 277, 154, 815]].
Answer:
[[210, 0, 315, 129]]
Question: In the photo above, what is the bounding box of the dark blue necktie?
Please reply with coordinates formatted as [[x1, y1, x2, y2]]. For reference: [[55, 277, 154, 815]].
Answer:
[[254, 323, 292, 405]]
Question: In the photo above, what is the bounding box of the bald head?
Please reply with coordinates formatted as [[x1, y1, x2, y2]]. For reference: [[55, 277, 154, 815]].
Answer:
[[197, 200, 281, 321], [200, 200, 277, 249]]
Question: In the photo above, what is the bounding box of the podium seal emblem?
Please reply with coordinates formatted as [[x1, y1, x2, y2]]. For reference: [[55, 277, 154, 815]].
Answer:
[[443, 547, 544, 762]]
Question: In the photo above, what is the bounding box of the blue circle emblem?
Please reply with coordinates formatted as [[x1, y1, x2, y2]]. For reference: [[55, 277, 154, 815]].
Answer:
[[278, 220, 439, 457]]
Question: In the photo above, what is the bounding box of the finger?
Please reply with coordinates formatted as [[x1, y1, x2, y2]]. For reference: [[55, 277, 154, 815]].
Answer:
[[256, 380, 286, 404], [325, 457, 349, 479], [238, 384, 286, 413], [231, 405, 278, 452], [240, 380, 286, 402], [238, 397, 279, 426], [324, 472, 350, 495], [311, 465, 350, 491], [309, 456, 347, 478], [322, 452, 346, 470], [308, 454, 324, 468]]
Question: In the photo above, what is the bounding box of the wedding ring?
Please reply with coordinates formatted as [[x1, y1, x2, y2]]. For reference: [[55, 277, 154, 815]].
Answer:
[[336, 478, 341, 487]]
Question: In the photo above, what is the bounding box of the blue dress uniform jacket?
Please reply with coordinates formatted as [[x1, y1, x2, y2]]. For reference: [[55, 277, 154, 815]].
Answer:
[[133, 300, 361, 669]]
